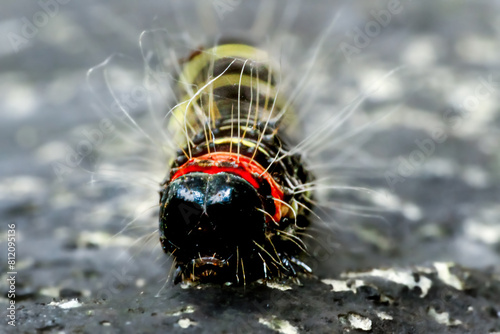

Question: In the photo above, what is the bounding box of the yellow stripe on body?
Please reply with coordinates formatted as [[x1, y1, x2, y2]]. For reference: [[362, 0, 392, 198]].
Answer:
[[172, 74, 285, 125], [167, 43, 296, 149], [179, 44, 270, 87], [211, 138, 271, 157]]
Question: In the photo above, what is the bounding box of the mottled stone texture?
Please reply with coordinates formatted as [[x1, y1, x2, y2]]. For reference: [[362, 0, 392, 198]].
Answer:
[[9, 265, 500, 333], [1, 1, 499, 333]]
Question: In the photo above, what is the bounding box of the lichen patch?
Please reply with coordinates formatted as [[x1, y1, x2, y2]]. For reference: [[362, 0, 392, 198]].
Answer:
[[428, 307, 463, 326], [434, 262, 463, 290], [259, 316, 298, 334], [343, 268, 432, 297]]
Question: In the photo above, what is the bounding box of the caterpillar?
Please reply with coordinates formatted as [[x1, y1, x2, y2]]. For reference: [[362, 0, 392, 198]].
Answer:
[[159, 43, 315, 284], [87, 1, 394, 290]]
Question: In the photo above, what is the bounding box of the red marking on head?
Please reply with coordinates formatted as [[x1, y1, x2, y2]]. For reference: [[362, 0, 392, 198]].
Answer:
[[170, 152, 283, 224]]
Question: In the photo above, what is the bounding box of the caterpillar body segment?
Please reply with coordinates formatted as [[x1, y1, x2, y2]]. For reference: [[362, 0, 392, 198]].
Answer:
[[158, 43, 314, 284]]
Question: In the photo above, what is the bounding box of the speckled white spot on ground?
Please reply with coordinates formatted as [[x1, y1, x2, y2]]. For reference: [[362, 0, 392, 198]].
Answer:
[[348, 313, 372, 331], [40, 287, 60, 298], [401, 36, 439, 68], [0, 77, 38, 119], [464, 207, 500, 245], [266, 282, 293, 291], [377, 312, 393, 321], [50, 190, 79, 209], [48, 299, 83, 309], [434, 262, 463, 290], [135, 278, 146, 288], [422, 158, 457, 178], [370, 189, 400, 209], [359, 69, 402, 101], [322, 279, 352, 292], [428, 307, 463, 326], [461, 165, 489, 188], [180, 282, 193, 289], [371, 190, 422, 221], [415, 266, 434, 274], [343, 268, 432, 297], [448, 77, 497, 138], [45, 72, 81, 105], [380, 294, 394, 304], [455, 34, 498, 64], [178, 318, 197, 329], [402, 202, 422, 221], [417, 223, 446, 239], [0, 176, 46, 201], [259, 316, 298, 334], [35, 141, 69, 163], [77, 231, 136, 248], [321, 279, 366, 293], [168, 305, 195, 317]]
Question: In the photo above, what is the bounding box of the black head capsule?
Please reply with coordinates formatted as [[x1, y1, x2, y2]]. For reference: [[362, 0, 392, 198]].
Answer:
[[159, 172, 268, 284]]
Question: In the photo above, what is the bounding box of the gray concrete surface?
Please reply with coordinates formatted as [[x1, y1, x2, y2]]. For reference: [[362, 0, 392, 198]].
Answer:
[[1, 1, 499, 333]]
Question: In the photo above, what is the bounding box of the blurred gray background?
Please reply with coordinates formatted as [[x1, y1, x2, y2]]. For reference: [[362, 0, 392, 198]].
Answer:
[[1, 0, 499, 333]]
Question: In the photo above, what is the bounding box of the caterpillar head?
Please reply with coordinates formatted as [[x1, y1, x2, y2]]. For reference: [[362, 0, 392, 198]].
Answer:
[[159, 172, 267, 284]]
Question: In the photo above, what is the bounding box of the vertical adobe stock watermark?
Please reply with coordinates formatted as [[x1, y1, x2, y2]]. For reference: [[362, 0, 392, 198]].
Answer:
[[340, 0, 410, 63], [6, 0, 72, 53], [6, 223, 17, 327], [385, 74, 498, 191], [212, 0, 242, 20]]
